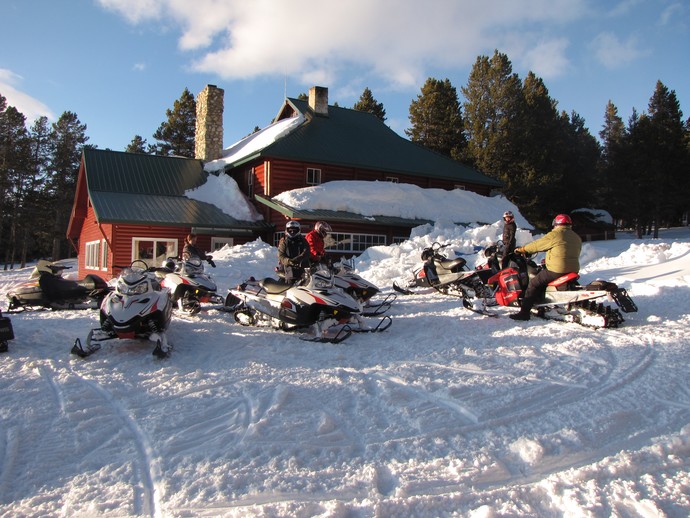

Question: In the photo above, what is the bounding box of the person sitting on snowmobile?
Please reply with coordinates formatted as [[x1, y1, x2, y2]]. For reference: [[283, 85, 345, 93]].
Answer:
[[509, 213, 582, 321], [305, 221, 332, 265], [278, 220, 310, 283], [501, 211, 517, 269], [182, 234, 215, 267]]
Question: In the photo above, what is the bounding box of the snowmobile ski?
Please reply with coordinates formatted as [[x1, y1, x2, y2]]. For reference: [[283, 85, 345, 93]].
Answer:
[[392, 281, 416, 295], [299, 324, 353, 344], [351, 315, 393, 332], [361, 294, 397, 316]]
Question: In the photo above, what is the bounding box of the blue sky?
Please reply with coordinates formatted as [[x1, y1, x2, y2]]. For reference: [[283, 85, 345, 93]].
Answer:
[[2, 0, 688, 152]]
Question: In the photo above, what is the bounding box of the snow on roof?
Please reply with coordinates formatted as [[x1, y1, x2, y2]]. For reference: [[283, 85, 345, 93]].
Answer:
[[184, 173, 263, 222], [204, 113, 305, 173], [274, 180, 531, 228]]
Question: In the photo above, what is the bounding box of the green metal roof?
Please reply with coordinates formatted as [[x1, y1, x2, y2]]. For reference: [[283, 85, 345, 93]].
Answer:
[[82, 148, 269, 230], [255, 195, 433, 228], [248, 99, 501, 188]]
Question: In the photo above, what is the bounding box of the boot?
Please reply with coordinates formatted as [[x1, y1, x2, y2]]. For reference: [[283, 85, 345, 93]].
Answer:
[[509, 309, 531, 321], [0, 341, 8, 353]]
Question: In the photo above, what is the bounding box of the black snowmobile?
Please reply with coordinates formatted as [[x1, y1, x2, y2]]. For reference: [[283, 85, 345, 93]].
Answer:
[[0, 309, 15, 353], [6, 260, 111, 313]]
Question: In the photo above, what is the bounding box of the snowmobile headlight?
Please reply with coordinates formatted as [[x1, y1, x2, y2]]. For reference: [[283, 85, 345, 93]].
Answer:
[[118, 279, 149, 295]]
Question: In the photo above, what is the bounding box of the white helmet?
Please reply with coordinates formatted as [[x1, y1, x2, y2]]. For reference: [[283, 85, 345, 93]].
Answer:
[[285, 220, 301, 238], [314, 221, 332, 237]]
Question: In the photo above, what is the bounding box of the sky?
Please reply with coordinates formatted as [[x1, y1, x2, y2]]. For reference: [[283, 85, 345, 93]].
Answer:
[[1, 0, 688, 152], [1, 181, 689, 515]]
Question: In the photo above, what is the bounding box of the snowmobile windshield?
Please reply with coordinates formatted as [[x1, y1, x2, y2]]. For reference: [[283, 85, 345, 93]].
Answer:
[[117, 269, 150, 295], [183, 257, 204, 275], [312, 270, 335, 289]]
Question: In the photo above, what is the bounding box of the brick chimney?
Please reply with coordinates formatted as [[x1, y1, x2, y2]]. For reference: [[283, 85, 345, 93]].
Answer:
[[195, 84, 224, 161], [308, 86, 328, 116]]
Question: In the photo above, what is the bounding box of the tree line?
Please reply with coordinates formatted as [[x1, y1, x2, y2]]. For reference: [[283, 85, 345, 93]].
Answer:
[[2, 51, 688, 268]]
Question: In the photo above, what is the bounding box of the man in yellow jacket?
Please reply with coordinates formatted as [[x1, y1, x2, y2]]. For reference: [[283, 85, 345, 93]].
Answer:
[[510, 214, 582, 321]]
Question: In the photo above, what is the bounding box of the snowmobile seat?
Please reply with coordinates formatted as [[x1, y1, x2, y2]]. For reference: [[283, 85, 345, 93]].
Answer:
[[79, 274, 108, 291], [39, 273, 89, 300], [547, 272, 579, 291], [439, 257, 466, 270], [260, 277, 293, 295]]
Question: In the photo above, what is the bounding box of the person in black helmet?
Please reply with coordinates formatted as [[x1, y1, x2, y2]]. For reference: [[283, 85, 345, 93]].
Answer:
[[278, 220, 310, 283], [510, 214, 582, 321], [501, 211, 517, 269]]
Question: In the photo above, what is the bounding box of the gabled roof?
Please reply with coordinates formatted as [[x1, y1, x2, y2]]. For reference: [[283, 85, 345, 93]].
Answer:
[[255, 195, 433, 228], [211, 98, 501, 188], [76, 148, 268, 230]]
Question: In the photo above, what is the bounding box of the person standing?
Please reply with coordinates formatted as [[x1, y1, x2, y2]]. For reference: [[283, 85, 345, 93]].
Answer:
[[182, 234, 215, 267], [305, 221, 332, 265], [278, 220, 310, 283], [501, 210, 517, 269], [510, 214, 582, 321]]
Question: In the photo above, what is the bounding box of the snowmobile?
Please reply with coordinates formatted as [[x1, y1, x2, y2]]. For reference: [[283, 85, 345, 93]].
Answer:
[[71, 261, 173, 358], [329, 258, 396, 316], [393, 242, 495, 312], [6, 260, 111, 313], [487, 251, 638, 328], [0, 309, 14, 353], [158, 256, 225, 315], [226, 266, 392, 343]]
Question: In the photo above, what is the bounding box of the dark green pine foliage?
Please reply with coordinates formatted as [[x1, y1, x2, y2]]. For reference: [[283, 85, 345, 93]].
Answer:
[[46, 111, 89, 260], [0, 99, 33, 268], [353, 87, 387, 122], [560, 110, 601, 215], [462, 51, 526, 193], [644, 81, 688, 235], [125, 135, 149, 154], [152, 88, 196, 157], [406, 78, 467, 161], [598, 101, 630, 222]]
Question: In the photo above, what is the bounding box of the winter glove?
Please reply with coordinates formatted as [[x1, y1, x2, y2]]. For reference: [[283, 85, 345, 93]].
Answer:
[[514, 247, 526, 254]]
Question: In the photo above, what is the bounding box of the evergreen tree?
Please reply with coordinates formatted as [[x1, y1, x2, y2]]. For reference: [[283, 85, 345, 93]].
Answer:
[[152, 88, 196, 157], [126, 135, 149, 154], [406, 78, 466, 161], [0, 101, 32, 268], [598, 101, 629, 220], [46, 111, 88, 259], [644, 81, 688, 235], [353, 87, 387, 121], [462, 51, 526, 192]]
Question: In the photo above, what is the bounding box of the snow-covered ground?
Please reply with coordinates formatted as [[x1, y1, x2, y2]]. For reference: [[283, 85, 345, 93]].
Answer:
[[1, 219, 689, 517]]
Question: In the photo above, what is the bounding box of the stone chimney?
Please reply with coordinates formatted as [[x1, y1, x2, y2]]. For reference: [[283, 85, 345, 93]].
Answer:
[[195, 84, 224, 162], [308, 86, 328, 116]]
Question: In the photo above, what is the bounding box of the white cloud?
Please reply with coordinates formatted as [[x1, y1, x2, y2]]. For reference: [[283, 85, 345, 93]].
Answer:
[[520, 38, 571, 79], [95, 0, 589, 87], [590, 32, 647, 68], [0, 69, 55, 123]]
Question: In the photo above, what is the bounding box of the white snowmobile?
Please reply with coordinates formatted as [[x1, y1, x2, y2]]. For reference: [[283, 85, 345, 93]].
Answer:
[[72, 261, 173, 358], [226, 266, 391, 343], [159, 256, 225, 315], [6, 260, 110, 313], [329, 258, 396, 316], [487, 252, 638, 328]]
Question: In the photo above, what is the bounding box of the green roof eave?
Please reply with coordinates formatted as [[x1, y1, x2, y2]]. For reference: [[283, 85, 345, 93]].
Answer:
[[254, 195, 433, 227]]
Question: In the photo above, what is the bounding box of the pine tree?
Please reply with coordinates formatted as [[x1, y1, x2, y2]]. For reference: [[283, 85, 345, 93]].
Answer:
[[126, 135, 149, 154], [152, 88, 196, 157], [406, 78, 466, 161], [353, 87, 386, 121], [0, 101, 32, 268], [598, 101, 628, 221], [46, 111, 89, 259], [462, 51, 526, 189]]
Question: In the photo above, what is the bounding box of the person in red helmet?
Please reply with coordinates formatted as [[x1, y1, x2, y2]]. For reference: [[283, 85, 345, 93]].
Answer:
[[305, 221, 332, 265], [510, 214, 582, 321]]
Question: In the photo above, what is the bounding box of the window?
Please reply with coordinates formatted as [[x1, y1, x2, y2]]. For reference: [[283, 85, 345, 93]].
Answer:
[[85, 240, 100, 270], [100, 239, 108, 270], [386, 176, 399, 183], [454, 184, 466, 190], [211, 237, 234, 251], [132, 238, 178, 268], [326, 233, 387, 253], [306, 168, 321, 185]]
